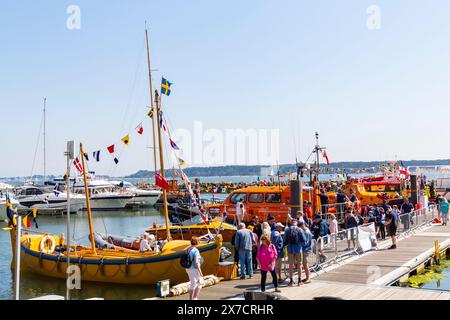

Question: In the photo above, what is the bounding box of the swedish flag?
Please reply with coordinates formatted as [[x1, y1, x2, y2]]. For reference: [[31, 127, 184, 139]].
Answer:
[[161, 77, 172, 96]]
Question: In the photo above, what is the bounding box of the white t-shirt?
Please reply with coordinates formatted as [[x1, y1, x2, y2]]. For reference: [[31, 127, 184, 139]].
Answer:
[[139, 238, 152, 252], [329, 219, 338, 235], [236, 201, 244, 216]]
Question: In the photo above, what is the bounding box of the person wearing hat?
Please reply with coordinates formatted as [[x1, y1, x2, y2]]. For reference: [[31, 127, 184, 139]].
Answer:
[[271, 222, 285, 283]]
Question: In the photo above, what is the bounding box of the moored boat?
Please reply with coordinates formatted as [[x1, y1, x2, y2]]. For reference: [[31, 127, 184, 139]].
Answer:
[[10, 228, 221, 285]]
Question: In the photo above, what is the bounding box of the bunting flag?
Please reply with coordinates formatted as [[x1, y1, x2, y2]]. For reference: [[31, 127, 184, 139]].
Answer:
[[200, 211, 208, 225], [93, 150, 101, 162], [32, 209, 39, 228], [73, 157, 83, 174], [148, 106, 154, 119], [83, 152, 89, 161], [161, 77, 172, 96], [23, 215, 31, 228], [5, 193, 15, 226], [107, 145, 115, 154], [155, 172, 170, 190], [121, 135, 130, 146], [321, 150, 330, 165], [169, 138, 180, 150], [114, 157, 119, 165], [159, 111, 167, 133], [136, 123, 144, 135], [178, 157, 187, 166]]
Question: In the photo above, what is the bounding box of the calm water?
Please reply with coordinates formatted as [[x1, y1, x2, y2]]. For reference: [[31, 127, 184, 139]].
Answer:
[[0, 207, 168, 300]]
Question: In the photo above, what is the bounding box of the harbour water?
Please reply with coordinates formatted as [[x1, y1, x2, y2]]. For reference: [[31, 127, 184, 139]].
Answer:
[[0, 208, 167, 300]]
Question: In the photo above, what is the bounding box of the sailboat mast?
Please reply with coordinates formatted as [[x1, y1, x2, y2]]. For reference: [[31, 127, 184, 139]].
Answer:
[[79, 143, 96, 253], [155, 90, 171, 241], [43, 97, 46, 183], [145, 27, 159, 182]]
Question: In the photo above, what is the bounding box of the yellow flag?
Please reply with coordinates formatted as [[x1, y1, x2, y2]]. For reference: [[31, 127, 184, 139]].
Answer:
[[148, 106, 154, 119], [121, 135, 130, 146]]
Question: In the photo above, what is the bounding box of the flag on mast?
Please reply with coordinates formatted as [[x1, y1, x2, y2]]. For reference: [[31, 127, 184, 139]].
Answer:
[[155, 172, 170, 190], [161, 77, 172, 96], [321, 150, 330, 165]]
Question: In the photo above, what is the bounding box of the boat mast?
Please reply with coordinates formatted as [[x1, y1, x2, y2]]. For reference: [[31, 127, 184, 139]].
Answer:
[[145, 26, 159, 183], [43, 97, 47, 183], [79, 143, 96, 253], [314, 132, 320, 214], [155, 90, 172, 241]]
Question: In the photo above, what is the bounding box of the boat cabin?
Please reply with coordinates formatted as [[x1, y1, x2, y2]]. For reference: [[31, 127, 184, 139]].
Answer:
[[205, 185, 315, 223]]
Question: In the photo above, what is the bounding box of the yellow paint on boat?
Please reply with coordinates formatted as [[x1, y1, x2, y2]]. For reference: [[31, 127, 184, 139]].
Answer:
[[10, 229, 222, 285]]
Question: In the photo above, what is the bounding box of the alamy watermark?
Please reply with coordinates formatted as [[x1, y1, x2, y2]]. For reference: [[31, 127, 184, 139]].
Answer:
[[171, 121, 280, 167], [66, 5, 81, 30], [367, 5, 381, 30]]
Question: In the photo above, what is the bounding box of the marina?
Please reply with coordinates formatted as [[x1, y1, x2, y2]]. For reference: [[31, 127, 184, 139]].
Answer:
[[3, 3, 450, 315]]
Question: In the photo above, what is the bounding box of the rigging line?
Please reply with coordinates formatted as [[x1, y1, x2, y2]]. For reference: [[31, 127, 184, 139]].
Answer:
[[119, 37, 146, 133], [30, 110, 45, 180], [161, 109, 189, 186]]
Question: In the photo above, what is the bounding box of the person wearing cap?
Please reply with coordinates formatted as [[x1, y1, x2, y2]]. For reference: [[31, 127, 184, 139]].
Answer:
[[271, 222, 285, 283]]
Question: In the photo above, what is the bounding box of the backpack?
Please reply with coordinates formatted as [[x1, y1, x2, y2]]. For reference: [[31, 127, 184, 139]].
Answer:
[[288, 226, 299, 245], [180, 247, 194, 268]]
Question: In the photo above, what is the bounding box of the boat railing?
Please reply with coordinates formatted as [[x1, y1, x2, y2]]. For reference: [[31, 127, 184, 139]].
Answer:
[[309, 205, 438, 272]]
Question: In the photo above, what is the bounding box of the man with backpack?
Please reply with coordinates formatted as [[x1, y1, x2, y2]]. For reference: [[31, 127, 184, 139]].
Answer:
[[283, 220, 306, 286]]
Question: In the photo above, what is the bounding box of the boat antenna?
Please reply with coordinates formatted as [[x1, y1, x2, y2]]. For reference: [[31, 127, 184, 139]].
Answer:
[[43, 97, 47, 183], [155, 90, 172, 241], [145, 22, 159, 184]]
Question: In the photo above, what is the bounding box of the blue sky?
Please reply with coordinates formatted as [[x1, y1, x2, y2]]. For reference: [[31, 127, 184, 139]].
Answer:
[[2, 0, 450, 177]]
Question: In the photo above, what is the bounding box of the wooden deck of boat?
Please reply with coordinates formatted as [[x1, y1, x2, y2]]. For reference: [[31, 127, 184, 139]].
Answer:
[[166, 223, 450, 300]]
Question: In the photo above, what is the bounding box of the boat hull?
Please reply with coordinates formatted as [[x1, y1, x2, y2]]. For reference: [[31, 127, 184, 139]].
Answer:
[[84, 197, 132, 211], [12, 231, 221, 285]]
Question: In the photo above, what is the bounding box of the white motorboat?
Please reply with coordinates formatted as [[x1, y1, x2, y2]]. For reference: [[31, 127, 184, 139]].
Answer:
[[72, 178, 134, 210], [14, 185, 85, 213], [110, 181, 162, 207]]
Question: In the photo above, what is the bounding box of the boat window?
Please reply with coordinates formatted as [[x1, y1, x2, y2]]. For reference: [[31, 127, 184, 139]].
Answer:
[[265, 193, 281, 203], [26, 188, 42, 196], [230, 193, 247, 204], [248, 193, 264, 203]]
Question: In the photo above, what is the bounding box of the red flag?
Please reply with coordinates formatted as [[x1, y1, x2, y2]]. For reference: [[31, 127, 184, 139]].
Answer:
[[200, 211, 208, 225], [107, 145, 115, 154], [23, 215, 31, 228], [155, 172, 170, 190], [136, 123, 144, 135], [73, 157, 83, 174], [321, 150, 330, 165]]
